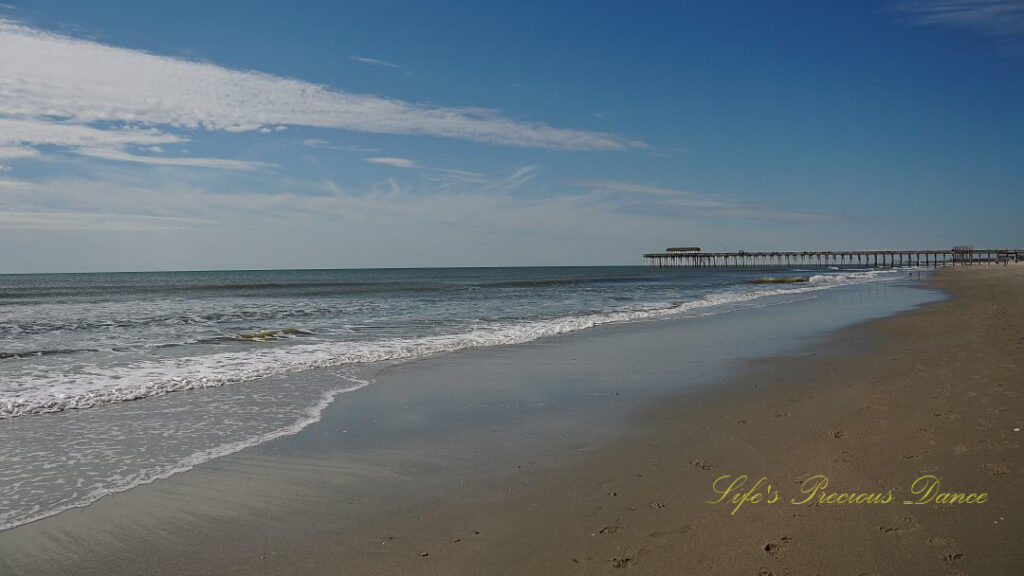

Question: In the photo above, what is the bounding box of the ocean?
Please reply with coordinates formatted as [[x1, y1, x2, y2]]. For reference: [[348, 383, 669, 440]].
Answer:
[[0, 265, 915, 531]]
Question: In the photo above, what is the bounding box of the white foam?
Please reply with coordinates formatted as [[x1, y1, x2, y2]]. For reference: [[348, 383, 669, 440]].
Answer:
[[809, 270, 880, 284], [0, 374, 371, 532]]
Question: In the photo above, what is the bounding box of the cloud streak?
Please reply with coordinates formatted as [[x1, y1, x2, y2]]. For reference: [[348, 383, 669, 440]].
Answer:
[[0, 19, 639, 157], [364, 156, 531, 187], [575, 180, 734, 208], [0, 210, 216, 231], [0, 117, 183, 150], [575, 180, 836, 222], [897, 1, 1024, 37], [365, 157, 418, 168], [350, 56, 400, 69], [75, 147, 273, 170]]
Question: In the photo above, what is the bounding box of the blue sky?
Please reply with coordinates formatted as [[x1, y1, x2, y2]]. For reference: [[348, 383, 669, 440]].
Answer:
[[0, 1, 1022, 272]]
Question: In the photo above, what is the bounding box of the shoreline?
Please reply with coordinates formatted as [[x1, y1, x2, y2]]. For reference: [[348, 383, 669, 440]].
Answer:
[[1, 267, 1019, 574]]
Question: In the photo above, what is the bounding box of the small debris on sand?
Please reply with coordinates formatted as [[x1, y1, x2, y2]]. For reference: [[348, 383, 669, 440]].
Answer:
[[690, 458, 713, 470]]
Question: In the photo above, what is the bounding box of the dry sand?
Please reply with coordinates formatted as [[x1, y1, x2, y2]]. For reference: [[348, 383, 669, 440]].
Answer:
[[331, 265, 1023, 575]]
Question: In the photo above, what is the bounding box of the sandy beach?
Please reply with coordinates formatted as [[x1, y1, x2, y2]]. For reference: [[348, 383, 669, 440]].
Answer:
[[359, 265, 1022, 575], [351, 265, 1020, 576], [0, 265, 1020, 575]]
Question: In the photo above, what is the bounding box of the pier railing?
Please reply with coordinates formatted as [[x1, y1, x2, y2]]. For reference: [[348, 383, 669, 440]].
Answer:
[[642, 249, 1023, 268]]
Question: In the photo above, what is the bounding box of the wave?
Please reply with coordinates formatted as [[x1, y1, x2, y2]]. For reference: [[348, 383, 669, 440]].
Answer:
[[751, 276, 809, 284], [0, 269, 894, 419], [482, 276, 655, 289], [808, 270, 883, 284], [230, 327, 314, 342], [0, 306, 336, 337], [0, 281, 470, 303], [0, 347, 101, 360]]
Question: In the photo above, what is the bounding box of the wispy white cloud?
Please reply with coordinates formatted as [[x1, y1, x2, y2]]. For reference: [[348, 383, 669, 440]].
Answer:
[[576, 180, 734, 208], [0, 146, 39, 163], [364, 156, 517, 186], [498, 165, 540, 190], [413, 163, 539, 191], [696, 207, 835, 223], [575, 180, 836, 222], [0, 117, 184, 151], [897, 1, 1024, 37], [350, 56, 400, 69], [301, 139, 380, 152], [75, 147, 273, 170], [0, 210, 216, 231], [0, 19, 639, 154], [0, 116, 270, 169], [365, 157, 418, 168], [0, 177, 31, 189]]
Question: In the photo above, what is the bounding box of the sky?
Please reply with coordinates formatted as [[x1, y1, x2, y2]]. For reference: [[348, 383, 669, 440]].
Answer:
[[0, 0, 1022, 273]]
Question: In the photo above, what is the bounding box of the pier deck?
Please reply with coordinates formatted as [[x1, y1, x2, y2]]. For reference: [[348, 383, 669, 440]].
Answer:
[[642, 248, 1023, 268]]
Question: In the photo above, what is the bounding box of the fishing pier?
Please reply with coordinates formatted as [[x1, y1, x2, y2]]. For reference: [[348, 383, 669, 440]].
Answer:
[[643, 246, 1023, 268]]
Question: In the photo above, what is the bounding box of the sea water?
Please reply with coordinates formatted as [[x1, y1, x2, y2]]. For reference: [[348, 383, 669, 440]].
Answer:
[[0, 265, 917, 530]]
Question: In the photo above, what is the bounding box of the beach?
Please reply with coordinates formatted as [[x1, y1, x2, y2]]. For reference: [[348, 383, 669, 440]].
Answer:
[[0, 265, 1020, 574]]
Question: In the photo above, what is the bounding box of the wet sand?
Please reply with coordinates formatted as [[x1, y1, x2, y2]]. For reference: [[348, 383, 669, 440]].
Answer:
[[1, 266, 1020, 574]]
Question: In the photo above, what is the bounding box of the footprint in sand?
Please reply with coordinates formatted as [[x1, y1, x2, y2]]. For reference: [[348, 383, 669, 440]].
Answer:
[[608, 548, 646, 569], [609, 556, 633, 569], [944, 552, 965, 563], [984, 463, 1009, 475], [930, 537, 965, 564], [763, 536, 791, 556]]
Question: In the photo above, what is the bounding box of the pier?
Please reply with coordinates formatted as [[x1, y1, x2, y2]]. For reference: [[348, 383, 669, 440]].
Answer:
[[643, 246, 1024, 268]]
